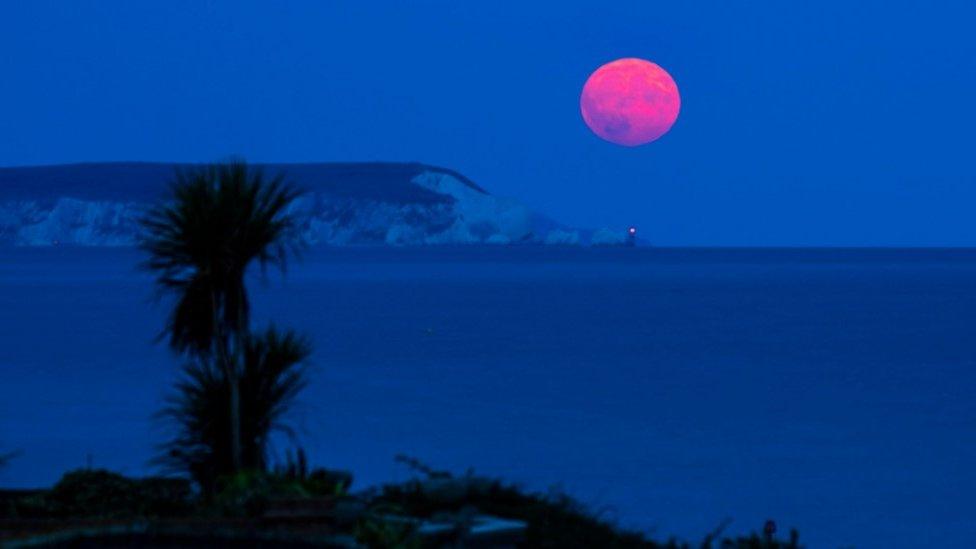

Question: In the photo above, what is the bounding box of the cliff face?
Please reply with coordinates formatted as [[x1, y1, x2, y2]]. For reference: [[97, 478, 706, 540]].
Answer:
[[0, 162, 557, 247]]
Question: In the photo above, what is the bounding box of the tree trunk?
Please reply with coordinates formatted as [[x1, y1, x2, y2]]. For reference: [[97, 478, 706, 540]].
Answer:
[[228, 373, 243, 472], [230, 286, 247, 472], [222, 329, 243, 472], [213, 288, 243, 472]]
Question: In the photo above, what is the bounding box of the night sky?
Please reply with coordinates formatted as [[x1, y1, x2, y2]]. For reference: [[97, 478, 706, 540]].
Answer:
[[2, 1, 974, 245]]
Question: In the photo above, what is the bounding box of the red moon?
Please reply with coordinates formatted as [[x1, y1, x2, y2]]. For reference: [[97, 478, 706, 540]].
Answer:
[[580, 58, 680, 147]]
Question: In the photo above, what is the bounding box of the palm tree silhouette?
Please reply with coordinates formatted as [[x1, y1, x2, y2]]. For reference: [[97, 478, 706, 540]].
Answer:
[[158, 327, 311, 494], [140, 160, 301, 471]]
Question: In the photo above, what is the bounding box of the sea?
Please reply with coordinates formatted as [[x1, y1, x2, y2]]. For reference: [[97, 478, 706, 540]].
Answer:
[[1, 247, 974, 548]]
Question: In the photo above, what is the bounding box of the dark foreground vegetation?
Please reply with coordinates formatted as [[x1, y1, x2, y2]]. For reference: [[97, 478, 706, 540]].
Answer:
[[0, 464, 802, 548]]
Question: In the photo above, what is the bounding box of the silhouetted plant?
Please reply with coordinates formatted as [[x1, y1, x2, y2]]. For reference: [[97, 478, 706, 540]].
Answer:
[[274, 449, 354, 496], [305, 468, 354, 496], [278, 447, 309, 480], [376, 460, 669, 548], [372, 458, 805, 548], [211, 469, 309, 517], [140, 160, 302, 472], [9, 469, 194, 519], [354, 502, 422, 549], [157, 326, 311, 495], [717, 529, 801, 549]]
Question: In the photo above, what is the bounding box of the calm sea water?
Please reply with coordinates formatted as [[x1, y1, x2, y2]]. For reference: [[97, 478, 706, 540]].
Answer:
[[1, 247, 975, 547]]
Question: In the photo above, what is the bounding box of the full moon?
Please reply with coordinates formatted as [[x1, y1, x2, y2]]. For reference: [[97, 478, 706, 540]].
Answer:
[[580, 58, 680, 147]]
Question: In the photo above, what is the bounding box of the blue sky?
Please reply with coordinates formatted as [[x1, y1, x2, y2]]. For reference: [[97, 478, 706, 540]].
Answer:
[[2, 1, 974, 245]]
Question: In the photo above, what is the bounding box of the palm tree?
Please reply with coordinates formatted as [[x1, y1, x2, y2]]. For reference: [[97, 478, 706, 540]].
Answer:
[[140, 160, 302, 471], [158, 327, 311, 494]]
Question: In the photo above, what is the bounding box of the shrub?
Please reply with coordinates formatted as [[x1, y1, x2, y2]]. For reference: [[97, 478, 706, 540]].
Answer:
[[354, 502, 422, 549], [46, 469, 135, 518], [374, 472, 672, 548], [134, 476, 195, 517], [274, 448, 354, 497], [212, 469, 302, 517], [16, 469, 193, 519], [371, 457, 805, 549], [304, 468, 354, 497]]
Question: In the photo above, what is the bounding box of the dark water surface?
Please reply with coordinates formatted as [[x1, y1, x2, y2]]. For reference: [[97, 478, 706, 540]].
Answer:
[[2, 247, 975, 547]]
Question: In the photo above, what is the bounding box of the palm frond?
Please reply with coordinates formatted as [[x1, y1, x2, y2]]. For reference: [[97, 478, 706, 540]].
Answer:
[[138, 160, 304, 357], [156, 327, 312, 494]]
